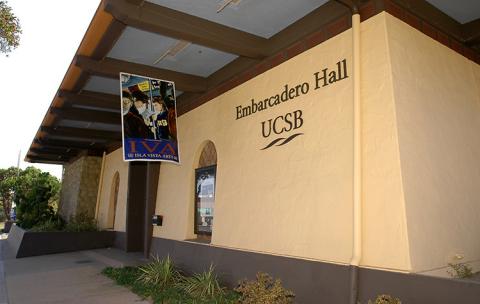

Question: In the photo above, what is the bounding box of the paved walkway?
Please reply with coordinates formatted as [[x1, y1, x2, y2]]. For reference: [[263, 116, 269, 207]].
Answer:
[[0, 237, 150, 304]]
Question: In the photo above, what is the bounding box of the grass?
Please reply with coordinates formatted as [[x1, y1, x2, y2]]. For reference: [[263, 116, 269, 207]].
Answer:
[[0, 222, 4, 231], [102, 266, 239, 304]]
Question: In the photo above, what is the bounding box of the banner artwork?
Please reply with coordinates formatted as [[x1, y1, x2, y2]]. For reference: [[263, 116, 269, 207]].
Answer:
[[120, 72, 179, 163]]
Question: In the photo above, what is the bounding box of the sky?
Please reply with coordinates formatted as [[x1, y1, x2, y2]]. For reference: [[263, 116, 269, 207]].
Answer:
[[0, 0, 100, 179]]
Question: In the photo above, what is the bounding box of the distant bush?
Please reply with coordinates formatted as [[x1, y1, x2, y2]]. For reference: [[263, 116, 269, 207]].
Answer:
[[235, 272, 294, 304]]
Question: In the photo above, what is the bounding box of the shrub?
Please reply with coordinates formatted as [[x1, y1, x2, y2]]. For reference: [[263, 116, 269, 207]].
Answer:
[[137, 255, 180, 290], [447, 262, 474, 279], [64, 212, 98, 232], [29, 216, 64, 232], [368, 294, 401, 304], [176, 264, 225, 300], [15, 167, 61, 229], [103, 265, 236, 304], [234, 272, 294, 304]]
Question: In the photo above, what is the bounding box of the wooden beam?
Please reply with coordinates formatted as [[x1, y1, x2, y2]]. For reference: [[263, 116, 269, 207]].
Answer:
[[103, 0, 269, 59], [176, 92, 203, 115], [27, 153, 71, 162], [58, 90, 120, 112], [207, 2, 349, 89], [41, 126, 122, 141], [207, 57, 259, 88], [463, 18, 480, 46], [394, 0, 464, 42], [91, 19, 126, 60], [34, 138, 109, 150], [106, 141, 123, 153], [31, 145, 78, 153], [75, 55, 208, 93], [126, 0, 144, 5], [30, 148, 79, 157], [269, 1, 351, 55], [28, 159, 67, 165], [81, 90, 119, 101], [50, 107, 121, 125], [71, 18, 126, 105]]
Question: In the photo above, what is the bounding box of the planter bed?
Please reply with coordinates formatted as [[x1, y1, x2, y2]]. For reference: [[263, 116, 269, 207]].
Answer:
[[6, 225, 115, 258]]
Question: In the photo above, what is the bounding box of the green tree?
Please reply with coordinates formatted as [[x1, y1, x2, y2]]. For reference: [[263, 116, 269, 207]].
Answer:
[[14, 167, 61, 229], [0, 0, 21, 55], [0, 167, 19, 220]]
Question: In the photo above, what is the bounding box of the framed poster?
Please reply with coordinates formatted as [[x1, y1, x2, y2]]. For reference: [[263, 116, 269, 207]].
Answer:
[[120, 72, 180, 163]]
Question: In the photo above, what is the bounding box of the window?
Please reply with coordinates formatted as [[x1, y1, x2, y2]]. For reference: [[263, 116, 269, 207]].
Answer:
[[194, 165, 216, 236], [194, 141, 217, 238]]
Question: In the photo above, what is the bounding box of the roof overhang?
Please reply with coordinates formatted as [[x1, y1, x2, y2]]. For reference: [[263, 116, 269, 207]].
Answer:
[[25, 0, 480, 164]]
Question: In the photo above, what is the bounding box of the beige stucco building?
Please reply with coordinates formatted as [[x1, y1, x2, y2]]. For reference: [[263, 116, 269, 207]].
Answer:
[[27, 1, 480, 303]]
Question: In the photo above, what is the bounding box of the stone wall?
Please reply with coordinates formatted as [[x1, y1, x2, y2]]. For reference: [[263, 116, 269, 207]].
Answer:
[[59, 156, 102, 220], [59, 157, 82, 219]]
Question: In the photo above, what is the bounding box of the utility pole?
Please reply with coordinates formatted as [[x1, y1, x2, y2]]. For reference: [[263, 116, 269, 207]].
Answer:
[[16, 150, 20, 176], [12, 150, 21, 221]]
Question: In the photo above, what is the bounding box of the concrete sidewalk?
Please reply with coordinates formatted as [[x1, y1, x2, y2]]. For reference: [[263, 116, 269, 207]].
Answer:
[[0, 238, 151, 304]]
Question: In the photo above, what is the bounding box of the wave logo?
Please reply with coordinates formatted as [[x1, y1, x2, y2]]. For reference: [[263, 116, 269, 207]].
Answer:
[[260, 110, 304, 150], [261, 133, 304, 150]]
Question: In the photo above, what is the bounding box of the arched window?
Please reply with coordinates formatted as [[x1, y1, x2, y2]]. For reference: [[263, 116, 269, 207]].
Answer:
[[198, 141, 217, 167], [107, 172, 120, 229], [194, 141, 217, 239]]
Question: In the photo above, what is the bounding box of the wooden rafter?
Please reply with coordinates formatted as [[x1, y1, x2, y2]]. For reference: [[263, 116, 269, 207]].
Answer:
[[30, 148, 79, 157], [41, 126, 121, 141], [50, 107, 121, 125], [74, 55, 208, 93], [58, 90, 120, 112], [34, 138, 108, 150], [28, 159, 68, 165], [207, 1, 348, 88], [463, 18, 480, 47], [126, 0, 144, 5], [102, 0, 269, 59], [27, 153, 71, 162], [72, 19, 127, 92]]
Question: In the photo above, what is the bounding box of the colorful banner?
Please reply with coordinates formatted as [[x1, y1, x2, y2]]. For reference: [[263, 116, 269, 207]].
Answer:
[[120, 72, 179, 163]]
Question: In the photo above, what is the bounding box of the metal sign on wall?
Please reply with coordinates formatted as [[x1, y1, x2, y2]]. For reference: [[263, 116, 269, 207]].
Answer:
[[120, 72, 180, 163]]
